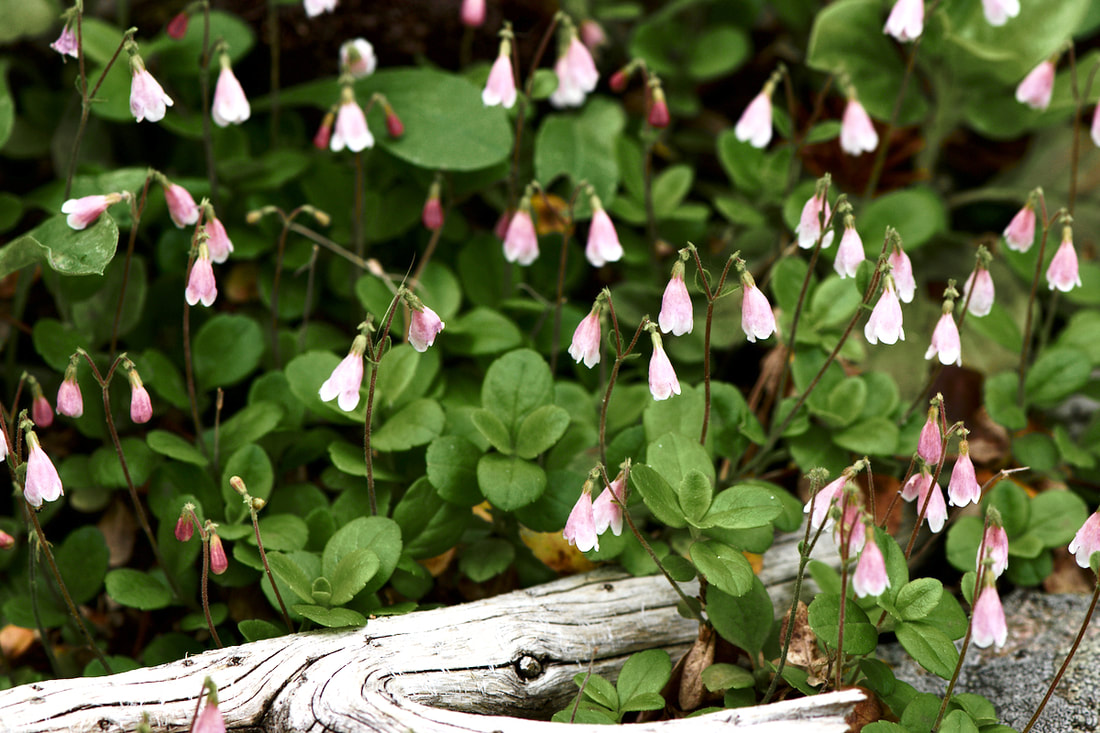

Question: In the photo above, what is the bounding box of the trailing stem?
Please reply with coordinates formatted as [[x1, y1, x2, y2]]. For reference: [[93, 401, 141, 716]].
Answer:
[[597, 301, 647, 467], [1016, 194, 1056, 408]]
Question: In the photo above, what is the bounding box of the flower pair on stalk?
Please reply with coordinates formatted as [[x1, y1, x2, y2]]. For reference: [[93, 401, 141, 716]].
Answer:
[[56, 352, 154, 426], [502, 186, 622, 268], [563, 467, 627, 553]]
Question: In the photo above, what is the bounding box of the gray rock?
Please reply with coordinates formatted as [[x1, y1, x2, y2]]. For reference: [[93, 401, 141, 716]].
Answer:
[[880, 589, 1100, 732]]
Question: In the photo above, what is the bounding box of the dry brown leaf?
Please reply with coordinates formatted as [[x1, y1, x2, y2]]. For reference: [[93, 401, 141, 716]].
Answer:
[[777, 601, 829, 687], [0, 625, 36, 660], [519, 527, 596, 575], [97, 498, 137, 568], [677, 625, 716, 711]]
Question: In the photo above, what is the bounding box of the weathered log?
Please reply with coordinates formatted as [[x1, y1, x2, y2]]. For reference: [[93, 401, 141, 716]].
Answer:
[[0, 532, 863, 732]]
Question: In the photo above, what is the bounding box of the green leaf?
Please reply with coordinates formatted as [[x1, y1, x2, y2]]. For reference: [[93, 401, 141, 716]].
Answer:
[[678, 469, 713, 523], [445, 307, 523, 355], [895, 578, 943, 622], [702, 663, 755, 692], [373, 399, 445, 451], [147, 430, 209, 466], [895, 621, 959, 679], [1055, 310, 1100, 366], [629, 463, 687, 528], [646, 431, 715, 489], [984, 371, 1027, 430], [249, 515, 309, 552], [578, 672, 619, 710], [535, 97, 624, 205], [481, 349, 554, 432], [31, 318, 85, 372], [770, 255, 810, 313], [1029, 490, 1088, 547], [687, 25, 750, 79], [617, 649, 672, 701], [193, 314, 265, 389], [702, 485, 782, 530], [238, 619, 284, 642], [807, 594, 877, 654], [513, 404, 571, 459], [222, 445, 273, 522], [292, 604, 368, 628], [329, 548, 381, 606], [987, 481, 1030, 537], [0, 214, 119, 278], [833, 417, 899, 456], [214, 402, 286, 457], [477, 454, 547, 511], [856, 189, 945, 251], [690, 540, 753, 597], [1024, 348, 1091, 406], [706, 578, 774, 655], [822, 377, 867, 428], [652, 165, 693, 217], [939, 710, 980, 733], [323, 517, 402, 595], [0, 60, 13, 148], [901, 692, 944, 733], [1011, 432, 1059, 473], [56, 527, 110, 605], [460, 538, 515, 582], [266, 552, 317, 604], [945, 515, 984, 574], [104, 569, 173, 610], [426, 435, 483, 506]]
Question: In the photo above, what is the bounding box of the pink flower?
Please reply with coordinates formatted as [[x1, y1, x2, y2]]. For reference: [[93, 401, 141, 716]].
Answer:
[[130, 66, 174, 123], [948, 441, 981, 507], [550, 35, 599, 109], [659, 266, 693, 336], [586, 207, 623, 267], [741, 279, 776, 343], [971, 585, 1007, 649], [185, 247, 217, 307], [794, 190, 834, 249], [592, 476, 625, 537], [1092, 105, 1100, 148], [580, 20, 608, 52], [963, 267, 994, 317], [385, 108, 403, 138], [884, 0, 924, 42], [569, 308, 602, 368], [982, 0, 1019, 26], [840, 99, 878, 155], [461, 0, 485, 27], [304, 0, 337, 18], [61, 193, 122, 230], [482, 52, 517, 109], [978, 523, 1009, 577], [563, 490, 599, 552], [1016, 60, 1055, 111], [193, 699, 226, 733], [51, 25, 79, 58], [175, 513, 194, 542], [205, 217, 234, 263], [735, 90, 772, 149], [853, 531, 890, 598], [209, 533, 229, 575], [0, 530, 13, 550], [32, 394, 53, 428], [918, 406, 942, 465], [130, 378, 152, 424], [925, 312, 961, 366], [887, 248, 915, 303], [166, 12, 189, 40], [835, 225, 865, 278], [503, 208, 539, 265], [900, 470, 931, 502], [864, 278, 905, 345], [1047, 233, 1082, 292], [916, 478, 947, 533], [648, 89, 670, 129], [319, 346, 365, 411], [212, 64, 251, 127], [57, 375, 84, 418], [804, 475, 848, 530], [0, 425, 7, 460], [313, 112, 334, 150], [1003, 203, 1036, 252], [834, 498, 866, 555], [1068, 512, 1100, 570], [164, 183, 199, 228], [409, 305, 445, 352], [331, 97, 373, 152], [339, 39, 376, 79], [648, 333, 681, 401], [422, 193, 444, 231], [24, 435, 64, 508]]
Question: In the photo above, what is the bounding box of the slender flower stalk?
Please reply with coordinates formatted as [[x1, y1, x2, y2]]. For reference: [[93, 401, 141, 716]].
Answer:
[[1017, 200, 1060, 407], [231, 477, 294, 632]]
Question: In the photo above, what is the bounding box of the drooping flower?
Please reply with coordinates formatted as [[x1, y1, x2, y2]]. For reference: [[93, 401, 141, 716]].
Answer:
[[978, 522, 1009, 577], [794, 188, 834, 249], [0, 424, 8, 460], [925, 312, 961, 367], [331, 89, 374, 152], [741, 272, 776, 343], [409, 304, 446, 352], [550, 31, 599, 109], [864, 277, 905, 345], [835, 222, 865, 278], [304, 0, 338, 18], [884, 0, 924, 42], [175, 510, 195, 542], [205, 216, 234, 263], [185, 243, 218, 307], [209, 533, 229, 575], [128, 369, 153, 424], [804, 474, 849, 530], [32, 393, 54, 429], [24, 432, 64, 508], [503, 204, 539, 265], [1047, 227, 1082, 292], [62, 192, 125, 230], [648, 330, 681, 401], [320, 335, 366, 411], [166, 12, 190, 40], [735, 86, 773, 149], [482, 46, 517, 109], [834, 495, 867, 555], [840, 98, 878, 156], [129, 59, 174, 123], [580, 20, 608, 52], [193, 697, 226, 733], [211, 57, 251, 127], [384, 105, 403, 138], [56, 368, 84, 418], [1016, 60, 1055, 111], [50, 25, 79, 58], [461, 0, 486, 27], [422, 186, 444, 231], [585, 202, 623, 267], [971, 584, 1008, 649], [948, 440, 981, 507], [1092, 104, 1100, 149], [916, 476, 947, 533], [900, 469, 931, 502], [563, 488, 599, 552], [0, 530, 13, 550], [887, 247, 915, 303], [918, 403, 943, 465], [313, 110, 335, 150], [569, 305, 602, 368], [963, 266, 994, 317], [163, 181, 200, 228], [853, 529, 890, 598], [982, 0, 1020, 26], [339, 38, 377, 78], [658, 261, 693, 336], [1003, 202, 1036, 252], [592, 475, 626, 537], [648, 83, 670, 128], [1068, 512, 1100, 570]]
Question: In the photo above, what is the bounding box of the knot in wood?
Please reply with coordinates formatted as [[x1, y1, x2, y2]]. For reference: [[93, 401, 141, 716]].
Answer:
[[514, 654, 543, 680]]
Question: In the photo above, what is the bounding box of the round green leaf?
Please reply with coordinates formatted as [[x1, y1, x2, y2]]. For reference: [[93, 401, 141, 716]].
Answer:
[[147, 430, 210, 466], [105, 569, 173, 610], [690, 540, 753, 597], [477, 454, 547, 511], [193, 314, 265, 389]]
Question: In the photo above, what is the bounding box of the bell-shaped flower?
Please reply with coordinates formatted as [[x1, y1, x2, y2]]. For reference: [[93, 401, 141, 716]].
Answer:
[[422, 189, 444, 231], [0, 529, 13, 550], [864, 276, 905, 345], [963, 266, 994, 317], [482, 47, 517, 109], [331, 94, 373, 153], [648, 330, 681, 401], [185, 243, 218, 307], [129, 58, 174, 123], [648, 84, 671, 128], [1016, 60, 1055, 111], [887, 247, 916, 303], [129, 370, 153, 424], [948, 440, 981, 507], [900, 469, 930, 502], [51, 25, 79, 58], [211, 56, 251, 127], [209, 533, 229, 574], [24, 431, 64, 508], [313, 111, 335, 150], [461, 0, 486, 27], [175, 510, 195, 542], [1047, 227, 1082, 292], [1092, 104, 1100, 148], [884, 0, 924, 42], [794, 189, 834, 249], [193, 698, 225, 733], [804, 474, 848, 530], [205, 216, 234, 263], [735, 87, 773, 149], [503, 205, 539, 265], [592, 475, 626, 537], [32, 393, 54, 429], [835, 223, 865, 278], [563, 488, 599, 552], [585, 203, 623, 267], [741, 272, 776, 343], [62, 192, 124, 230], [834, 496, 866, 555], [916, 476, 947, 533], [971, 583, 1007, 649], [339, 38, 376, 78], [982, 0, 1019, 26], [1003, 202, 1036, 251], [659, 262, 693, 336], [319, 335, 366, 411], [1068, 512, 1100, 570], [304, 0, 337, 18], [918, 403, 943, 465], [409, 304, 445, 352], [569, 305, 602, 368], [549, 33, 598, 109], [166, 12, 190, 40], [978, 523, 1009, 577], [56, 371, 84, 419], [925, 311, 961, 367], [163, 181, 200, 228], [853, 529, 890, 598], [840, 98, 878, 156]]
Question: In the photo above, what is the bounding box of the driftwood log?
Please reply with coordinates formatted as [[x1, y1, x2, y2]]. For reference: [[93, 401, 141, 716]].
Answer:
[[0, 532, 865, 732]]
